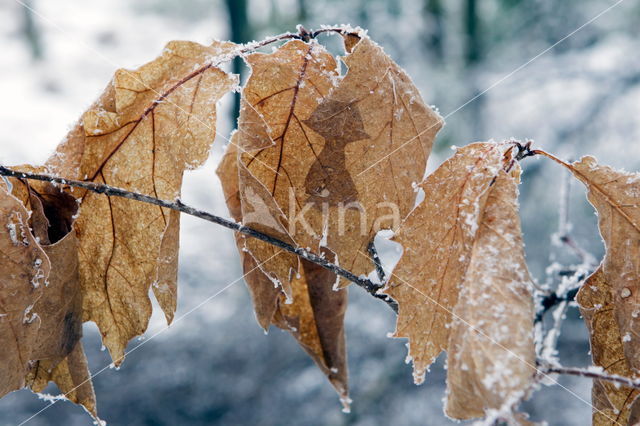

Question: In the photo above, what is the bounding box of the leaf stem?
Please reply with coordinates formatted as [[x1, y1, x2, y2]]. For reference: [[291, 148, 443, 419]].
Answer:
[[532, 148, 640, 234], [367, 240, 386, 285], [0, 166, 398, 313], [238, 25, 359, 54]]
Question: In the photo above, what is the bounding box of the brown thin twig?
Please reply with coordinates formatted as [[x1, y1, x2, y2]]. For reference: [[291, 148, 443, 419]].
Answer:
[[544, 365, 640, 390], [532, 149, 640, 234], [240, 25, 358, 54], [367, 240, 386, 285], [5, 161, 638, 393], [0, 166, 398, 313]]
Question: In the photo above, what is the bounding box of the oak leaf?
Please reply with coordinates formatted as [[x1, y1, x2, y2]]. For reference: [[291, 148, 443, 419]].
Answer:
[[577, 267, 639, 426], [44, 40, 238, 362], [445, 169, 535, 420], [217, 137, 349, 407], [383, 142, 511, 383]]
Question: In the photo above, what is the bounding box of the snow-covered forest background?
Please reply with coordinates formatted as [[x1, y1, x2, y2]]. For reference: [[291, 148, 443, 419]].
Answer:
[[1, 0, 639, 424]]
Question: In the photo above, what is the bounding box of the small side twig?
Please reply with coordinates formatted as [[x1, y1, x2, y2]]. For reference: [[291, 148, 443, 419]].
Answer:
[[241, 25, 359, 53], [544, 365, 640, 390], [367, 240, 386, 285], [539, 300, 568, 364], [514, 140, 536, 161], [0, 166, 398, 313], [535, 287, 580, 323]]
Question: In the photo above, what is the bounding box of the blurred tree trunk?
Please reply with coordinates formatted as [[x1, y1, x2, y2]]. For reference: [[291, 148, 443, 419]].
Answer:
[[269, 0, 280, 26], [357, 0, 369, 29], [297, 0, 308, 22], [464, 0, 481, 65], [225, 0, 252, 124], [422, 0, 444, 63], [463, 0, 484, 139], [22, 0, 44, 61]]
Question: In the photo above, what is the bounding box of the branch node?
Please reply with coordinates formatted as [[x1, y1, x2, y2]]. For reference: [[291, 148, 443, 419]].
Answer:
[[296, 25, 312, 42]]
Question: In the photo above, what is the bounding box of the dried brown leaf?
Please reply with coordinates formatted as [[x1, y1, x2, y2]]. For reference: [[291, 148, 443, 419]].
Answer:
[[237, 39, 335, 290], [569, 156, 640, 372], [577, 267, 639, 426], [383, 142, 509, 383], [237, 35, 442, 290], [238, 157, 299, 298], [153, 208, 180, 324], [27, 341, 96, 418], [217, 136, 349, 406], [29, 232, 83, 362], [0, 183, 50, 395], [273, 256, 349, 409], [217, 137, 281, 329], [6, 177, 97, 416], [445, 170, 535, 420], [44, 40, 238, 362]]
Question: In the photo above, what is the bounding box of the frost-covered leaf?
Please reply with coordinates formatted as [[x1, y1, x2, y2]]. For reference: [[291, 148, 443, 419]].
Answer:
[[569, 156, 640, 372], [236, 39, 336, 291], [0, 183, 50, 396], [0, 181, 97, 418], [272, 256, 349, 409], [230, 34, 440, 407], [217, 137, 282, 329], [304, 34, 443, 287], [217, 137, 349, 407], [577, 267, 639, 426], [9, 176, 83, 362], [44, 40, 238, 363], [383, 142, 510, 383], [237, 34, 442, 290], [445, 169, 535, 420]]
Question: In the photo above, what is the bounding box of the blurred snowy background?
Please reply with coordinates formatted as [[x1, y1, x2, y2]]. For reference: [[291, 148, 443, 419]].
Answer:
[[0, 0, 639, 425]]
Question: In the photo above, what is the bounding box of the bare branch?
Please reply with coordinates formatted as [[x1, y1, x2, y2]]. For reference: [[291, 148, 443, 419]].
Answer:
[[7, 166, 640, 393], [367, 240, 386, 285], [240, 25, 359, 53], [0, 165, 398, 313]]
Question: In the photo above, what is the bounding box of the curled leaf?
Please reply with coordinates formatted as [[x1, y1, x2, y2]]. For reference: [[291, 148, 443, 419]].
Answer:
[[445, 169, 535, 420], [272, 256, 349, 409], [383, 142, 508, 383], [0, 182, 97, 418], [0, 183, 50, 395]]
